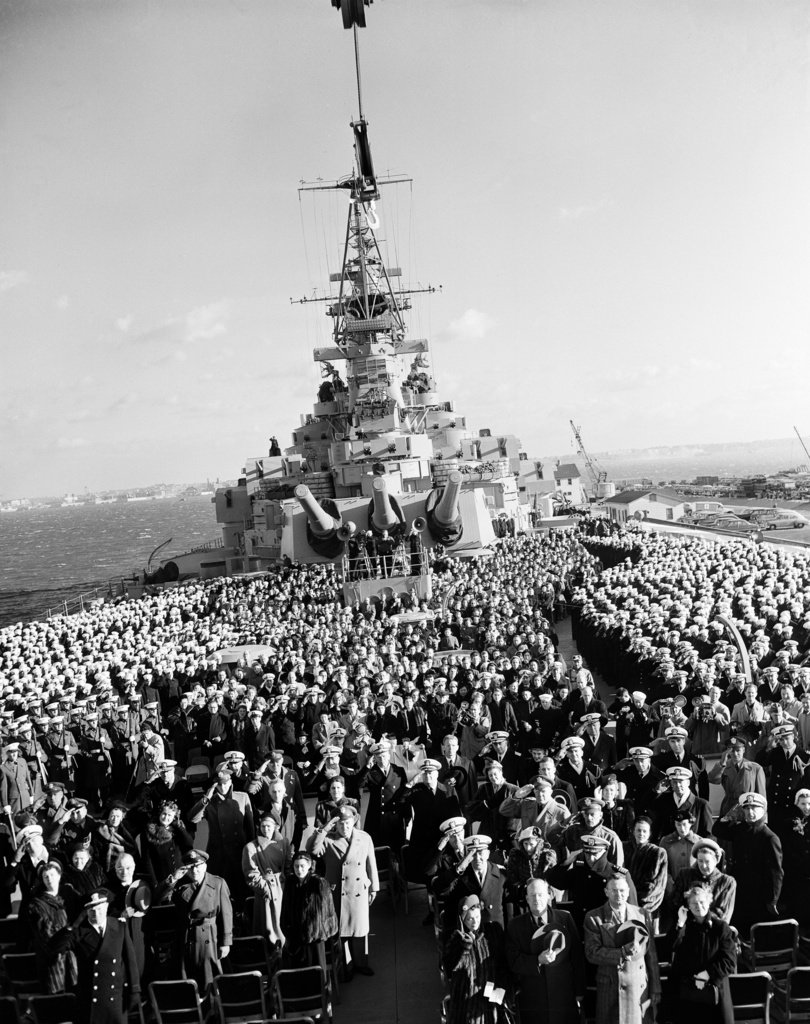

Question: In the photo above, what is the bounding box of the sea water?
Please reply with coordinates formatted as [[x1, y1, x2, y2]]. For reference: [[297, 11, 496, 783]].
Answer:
[[0, 497, 218, 630]]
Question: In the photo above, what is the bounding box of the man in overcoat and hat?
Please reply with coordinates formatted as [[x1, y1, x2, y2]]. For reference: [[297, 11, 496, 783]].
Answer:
[[159, 849, 233, 995], [505, 877, 585, 1024], [49, 887, 140, 1024], [584, 872, 660, 1024], [307, 803, 379, 977]]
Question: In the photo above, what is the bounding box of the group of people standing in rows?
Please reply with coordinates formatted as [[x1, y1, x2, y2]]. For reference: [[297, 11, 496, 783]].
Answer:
[[1, 526, 810, 1024]]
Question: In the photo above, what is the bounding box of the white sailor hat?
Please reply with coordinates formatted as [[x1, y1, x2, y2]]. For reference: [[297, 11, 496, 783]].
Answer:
[[665, 726, 689, 739], [629, 746, 653, 757], [158, 759, 178, 770], [772, 724, 795, 739], [439, 816, 467, 836], [666, 766, 692, 781], [487, 731, 510, 742], [632, 691, 647, 702], [738, 792, 767, 809], [224, 750, 246, 761], [3, 742, 21, 753], [560, 736, 585, 752], [463, 835, 492, 851], [580, 712, 602, 724]]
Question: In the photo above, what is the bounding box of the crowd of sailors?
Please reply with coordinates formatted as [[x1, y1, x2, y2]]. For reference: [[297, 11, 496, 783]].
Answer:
[[2, 526, 810, 1024]]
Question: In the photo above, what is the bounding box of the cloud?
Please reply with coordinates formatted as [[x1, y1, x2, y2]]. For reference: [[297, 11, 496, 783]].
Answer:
[[559, 197, 615, 221], [184, 301, 228, 342], [114, 300, 230, 346], [57, 436, 90, 448], [0, 270, 30, 293], [56, 295, 70, 309], [442, 308, 495, 342]]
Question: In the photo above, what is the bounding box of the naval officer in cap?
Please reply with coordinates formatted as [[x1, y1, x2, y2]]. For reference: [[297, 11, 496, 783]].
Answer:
[[159, 848, 233, 994], [439, 834, 506, 939], [50, 887, 140, 1024], [712, 791, 783, 934]]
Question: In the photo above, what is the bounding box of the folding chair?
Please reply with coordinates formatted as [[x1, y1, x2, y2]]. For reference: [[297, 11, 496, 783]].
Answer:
[[185, 764, 211, 790], [28, 993, 78, 1024], [227, 935, 278, 979], [744, 919, 799, 995], [786, 966, 810, 1024], [374, 846, 400, 910], [1, 952, 40, 996], [0, 915, 20, 953], [273, 966, 331, 1023], [0, 996, 23, 1024], [149, 980, 206, 1024], [212, 971, 271, 1024], [729, 972, 773, 1024]]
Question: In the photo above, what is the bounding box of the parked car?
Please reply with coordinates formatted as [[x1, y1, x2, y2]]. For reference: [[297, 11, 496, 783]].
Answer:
[[751, 510, 808, 530], [704, 514, 761, 533]]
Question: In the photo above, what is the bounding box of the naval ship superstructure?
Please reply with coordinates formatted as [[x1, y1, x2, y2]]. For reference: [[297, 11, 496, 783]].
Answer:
[[142, 3, 531, 605]]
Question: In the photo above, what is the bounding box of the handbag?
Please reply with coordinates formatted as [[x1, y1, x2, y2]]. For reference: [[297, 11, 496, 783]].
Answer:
[[678, 977, 719, 1005]]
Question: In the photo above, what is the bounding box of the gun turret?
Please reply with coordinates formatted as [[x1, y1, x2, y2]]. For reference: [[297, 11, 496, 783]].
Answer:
[[367, 476, 406, 538], [295, 485, 345, 558], [426, 470, 464, 545]]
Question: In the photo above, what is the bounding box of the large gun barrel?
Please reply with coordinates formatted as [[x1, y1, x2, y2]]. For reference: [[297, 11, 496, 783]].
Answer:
[[295, 485, 341, 537], [433, 470, 463, 527], [426, 470, 464, 545], [371, 477, 401, 532]]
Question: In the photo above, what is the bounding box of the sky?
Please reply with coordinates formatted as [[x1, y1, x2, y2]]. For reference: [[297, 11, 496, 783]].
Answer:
[[2, 0, 809, 498]]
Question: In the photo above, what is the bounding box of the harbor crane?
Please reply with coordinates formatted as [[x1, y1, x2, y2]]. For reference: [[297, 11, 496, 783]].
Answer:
[[570, 420, 613, 500]]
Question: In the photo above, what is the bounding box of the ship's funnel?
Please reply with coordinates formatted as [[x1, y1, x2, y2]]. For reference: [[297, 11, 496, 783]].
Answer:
[[295, 485, 345, 559], [426, 471, 464, 545], [295, 485, 341, 537], [371, 477, 401, 532]]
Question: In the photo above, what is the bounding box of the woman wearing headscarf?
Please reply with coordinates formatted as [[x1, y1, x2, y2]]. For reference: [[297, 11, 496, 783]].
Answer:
[[442, 893, 509, 1024], [664, 884, 737, 1024], [242, 811, 292, 948]]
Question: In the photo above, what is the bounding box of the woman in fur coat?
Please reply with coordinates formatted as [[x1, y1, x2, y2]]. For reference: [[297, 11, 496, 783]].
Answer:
[[280, 851, 338, 967]]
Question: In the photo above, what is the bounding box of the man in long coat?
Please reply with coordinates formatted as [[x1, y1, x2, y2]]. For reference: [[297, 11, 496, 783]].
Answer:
[[362, 740, 408, 851], [159, 849, 233, 994], [439, 835, 506, 940], [584, 873, 660, 1024], [712, 791, 783, 935], [189, 766, 254, 903], [505, 877, 585, 1024], [50, 888, 140, 1024], [307, 803, 379, 976], [706, 737, 767, 818]]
